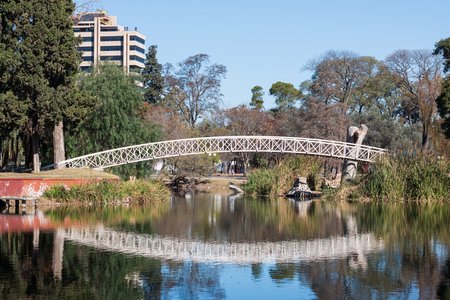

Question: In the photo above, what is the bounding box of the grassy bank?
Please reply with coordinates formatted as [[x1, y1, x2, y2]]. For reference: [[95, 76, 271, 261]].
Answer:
[[43, 180, 170, 204], [360, 154, 449, 202], [244, 157, 321, 197]]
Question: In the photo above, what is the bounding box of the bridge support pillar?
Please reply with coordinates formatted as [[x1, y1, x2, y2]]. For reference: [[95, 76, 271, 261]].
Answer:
[[342, 124, 368, 181]]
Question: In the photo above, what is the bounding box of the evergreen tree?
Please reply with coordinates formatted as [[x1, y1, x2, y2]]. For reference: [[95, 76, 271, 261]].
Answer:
[[142, 45, 164, 104], [0, 0, 83, 172], [269, 81, 303, 110], [67, 64, 160, 178], [250, 86, 264, 110], [434, 38, 450, 138]]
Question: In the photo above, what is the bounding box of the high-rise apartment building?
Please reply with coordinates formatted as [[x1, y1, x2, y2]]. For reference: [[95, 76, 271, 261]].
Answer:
[[73, 11, 146, 73]]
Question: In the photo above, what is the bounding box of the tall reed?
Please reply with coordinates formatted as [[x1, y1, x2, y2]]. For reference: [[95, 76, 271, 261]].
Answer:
[[362, 154, 449, 202]]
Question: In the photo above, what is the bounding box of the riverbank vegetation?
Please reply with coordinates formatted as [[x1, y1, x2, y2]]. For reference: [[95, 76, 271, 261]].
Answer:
[[361, 154, 449, 202], [327, 154, 449, 203], [43, 180, 169, 204], [244, 157, 320, 197]]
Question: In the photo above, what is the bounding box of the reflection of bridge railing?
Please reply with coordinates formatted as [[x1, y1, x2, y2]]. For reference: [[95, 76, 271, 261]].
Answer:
[[63, 227, 384, 264], [58, 136, 387, 169]]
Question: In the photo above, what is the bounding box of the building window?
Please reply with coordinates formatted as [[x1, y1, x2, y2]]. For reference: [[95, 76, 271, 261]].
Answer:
[[130, 55, 145, 63], [100, 56, 123, 61], [78, 46, 93, 52], [81, 36, 93, 42], [130, 35, 145, 45], [82, 56, 93, 62], [74, 27, 93, 32], [100, 46, 122, 51], [101, 27, 118, 32], [100, 36, 123, 42], [130, 46, 145, 54]]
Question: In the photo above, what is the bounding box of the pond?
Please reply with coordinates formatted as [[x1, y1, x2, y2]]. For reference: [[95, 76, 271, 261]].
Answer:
[[1, 193, 449, 299]]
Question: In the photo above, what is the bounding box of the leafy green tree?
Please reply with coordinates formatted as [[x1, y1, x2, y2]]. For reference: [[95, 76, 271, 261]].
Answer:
[[0, 0, 82, 172], [67, 64, 160, 178], [142, 45, 164, 104], [250, 86, 264, 109], [434, 38, 450, 138], [269, 81, 302, 110]]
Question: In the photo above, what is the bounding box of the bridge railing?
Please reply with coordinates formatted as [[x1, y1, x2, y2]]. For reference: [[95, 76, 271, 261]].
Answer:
[[58, 136, 388, 169], [63, 227, 384, 264]]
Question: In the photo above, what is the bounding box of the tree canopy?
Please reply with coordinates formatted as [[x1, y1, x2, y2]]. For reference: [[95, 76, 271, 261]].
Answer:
[[164, 54, 227, 127], [67, 64, 160, 178], [269, 81, 302, 110], [142, 45, 164, 104]]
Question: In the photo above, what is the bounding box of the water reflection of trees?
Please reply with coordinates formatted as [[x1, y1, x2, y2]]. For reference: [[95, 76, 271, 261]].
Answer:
[[0, 232, 160, 299], [261, 202, 450, 299], [6, 195, 449, 299]]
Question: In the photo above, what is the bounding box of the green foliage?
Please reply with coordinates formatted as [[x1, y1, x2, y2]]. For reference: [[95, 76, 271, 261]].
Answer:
[[250, 85, 264, 109], [362, 154, 450, 202], [353, 111, 421, 150], [434, 37, 450, 73], [434, 38, 450, 138], [0, 91, 27, 139], [244, 156, 321, 197], [0, 0, 84, 169], [143, 45, 164, 104], [67, 64, 161, 178], [269, 81, 303, 110], [436, 78, 450, 138], [43, 180, 170, 204]]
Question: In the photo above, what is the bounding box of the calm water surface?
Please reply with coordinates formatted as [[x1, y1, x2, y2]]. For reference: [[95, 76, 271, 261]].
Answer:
[[0, 194, 449, 299]]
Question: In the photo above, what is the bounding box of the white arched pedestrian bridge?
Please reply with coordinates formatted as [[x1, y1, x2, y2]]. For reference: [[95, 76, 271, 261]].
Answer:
[[58, 136, 387, 169], [63, 227, 384, 264]]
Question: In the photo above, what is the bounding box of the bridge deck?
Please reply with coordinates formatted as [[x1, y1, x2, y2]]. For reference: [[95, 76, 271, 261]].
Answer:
[[58, 136, 387, 169]]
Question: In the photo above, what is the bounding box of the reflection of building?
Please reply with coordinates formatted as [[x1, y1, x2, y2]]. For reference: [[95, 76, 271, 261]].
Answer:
[[73, 11, 146, 74]]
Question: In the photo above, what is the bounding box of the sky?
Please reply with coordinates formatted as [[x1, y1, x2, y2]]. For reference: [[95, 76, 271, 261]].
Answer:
[[78, 0, 450, 108]]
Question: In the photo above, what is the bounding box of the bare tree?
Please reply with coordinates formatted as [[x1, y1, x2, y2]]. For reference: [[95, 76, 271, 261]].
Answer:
[[386, 49, 443, 150], [164, 54, 227, 127]]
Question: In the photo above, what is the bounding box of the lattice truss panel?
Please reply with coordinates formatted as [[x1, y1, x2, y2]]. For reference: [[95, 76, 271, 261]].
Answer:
[[59, 136, 387, 169], [64, 227, 384, 264]]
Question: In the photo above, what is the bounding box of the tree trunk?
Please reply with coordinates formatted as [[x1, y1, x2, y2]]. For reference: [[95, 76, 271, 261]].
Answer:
[[32, 131, 40, 173], [0, 140, 3, 170], [53, 121, 66, 169], [421, 121, 430, 151]]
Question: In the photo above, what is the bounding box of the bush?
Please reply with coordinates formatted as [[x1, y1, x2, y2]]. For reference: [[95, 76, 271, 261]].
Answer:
[[43, 180, 170, 204]]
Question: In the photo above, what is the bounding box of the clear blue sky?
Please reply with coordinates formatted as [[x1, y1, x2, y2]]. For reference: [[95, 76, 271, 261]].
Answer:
[[80, 0, 450, 108]]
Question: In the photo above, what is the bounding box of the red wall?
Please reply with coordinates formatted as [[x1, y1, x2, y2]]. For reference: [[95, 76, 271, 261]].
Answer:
[[0, 178, 110, 198]]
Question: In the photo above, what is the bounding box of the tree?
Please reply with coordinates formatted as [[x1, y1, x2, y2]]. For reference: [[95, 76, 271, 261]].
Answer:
[[269, 81, 302, 110], [385, 49, 443, 149], [67, 64, 160, 178], [142, 45, 164, 104], [0, 0, 82, 172], [164, 54, 227, 127], [434, 38, 450, 138], [250, 86, 264, 109]]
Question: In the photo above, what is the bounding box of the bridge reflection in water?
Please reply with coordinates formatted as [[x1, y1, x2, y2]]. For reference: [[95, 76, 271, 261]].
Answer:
[[62, 226, 384, 264]]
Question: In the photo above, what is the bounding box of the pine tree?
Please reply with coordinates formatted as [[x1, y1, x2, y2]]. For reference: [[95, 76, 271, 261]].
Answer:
[[142, 45, 164, 104], [0, 0, 83, 172], [250, 86, 264, 110]]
